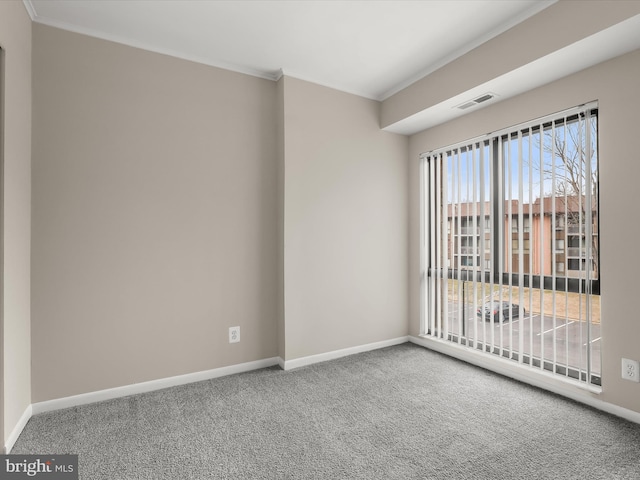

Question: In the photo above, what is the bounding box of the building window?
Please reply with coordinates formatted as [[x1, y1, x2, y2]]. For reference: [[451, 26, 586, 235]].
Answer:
[[421, 102, 600, 387], [568, 259, 585, 271]]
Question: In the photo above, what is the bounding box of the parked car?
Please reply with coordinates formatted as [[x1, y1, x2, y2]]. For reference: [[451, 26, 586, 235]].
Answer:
[[477, 301, 524, 322]]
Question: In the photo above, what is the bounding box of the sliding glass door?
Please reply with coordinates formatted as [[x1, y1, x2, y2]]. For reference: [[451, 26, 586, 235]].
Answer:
[[421, 103, 600, 386]]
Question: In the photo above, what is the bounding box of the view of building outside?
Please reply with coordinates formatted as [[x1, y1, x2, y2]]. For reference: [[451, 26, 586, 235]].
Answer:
[[447, 196, 598, 280]]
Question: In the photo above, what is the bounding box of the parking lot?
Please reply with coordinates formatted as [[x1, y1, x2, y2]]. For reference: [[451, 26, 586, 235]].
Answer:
[[442, 302, 601, 376]]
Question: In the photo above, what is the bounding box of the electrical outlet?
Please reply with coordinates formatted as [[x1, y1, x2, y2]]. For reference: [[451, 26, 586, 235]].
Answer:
[[229, 326, 240, 344], [621, 358, 640, 382]]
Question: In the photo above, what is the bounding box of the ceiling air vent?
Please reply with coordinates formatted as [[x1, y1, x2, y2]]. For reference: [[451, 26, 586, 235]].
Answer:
[[457, 101, 477, 110], [456, 93, 497, 110]]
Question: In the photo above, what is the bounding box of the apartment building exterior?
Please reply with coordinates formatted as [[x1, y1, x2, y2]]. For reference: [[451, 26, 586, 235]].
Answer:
[[447, 196, 598, 280]]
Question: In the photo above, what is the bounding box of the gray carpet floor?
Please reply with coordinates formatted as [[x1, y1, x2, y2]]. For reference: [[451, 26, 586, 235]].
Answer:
[[12, 343, 640, 479]]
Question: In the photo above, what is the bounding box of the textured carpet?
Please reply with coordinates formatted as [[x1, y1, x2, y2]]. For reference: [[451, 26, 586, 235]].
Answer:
[[12, 343, 640, 479]]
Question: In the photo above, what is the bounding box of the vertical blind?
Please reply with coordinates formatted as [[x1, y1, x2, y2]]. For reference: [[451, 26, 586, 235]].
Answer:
[[420, 103, 600, 386]]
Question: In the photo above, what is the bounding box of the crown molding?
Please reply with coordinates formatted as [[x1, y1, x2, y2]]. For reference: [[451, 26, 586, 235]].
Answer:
[[28, 11, 279, 83], [378, 0, 557, 101], [22, 0, 36, 21], [277, 68, 378, 101]]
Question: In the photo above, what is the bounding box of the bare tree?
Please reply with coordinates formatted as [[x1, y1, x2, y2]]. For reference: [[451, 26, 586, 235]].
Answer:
[[542, 116, 599, 280]]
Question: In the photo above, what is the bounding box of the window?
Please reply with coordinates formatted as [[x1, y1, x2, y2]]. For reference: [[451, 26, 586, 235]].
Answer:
[[460, 217, 476, 235], [568, 235, 581, 247], [461, 256, 477, 267], [568, 259, 585, 271], [511, 238, 529, 253], [421, 103, 600, 386]]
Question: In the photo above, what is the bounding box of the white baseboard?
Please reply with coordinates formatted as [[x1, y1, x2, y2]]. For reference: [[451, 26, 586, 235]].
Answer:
[[409, 335, 640, 425], [281, 336, 409, 370], [25, 336, 409, 425], [32, 357, 280, 415], [5, 404, 32, 453], [20, 334, 637, 450]]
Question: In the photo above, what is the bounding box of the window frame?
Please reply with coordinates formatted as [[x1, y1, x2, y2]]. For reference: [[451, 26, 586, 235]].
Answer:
[[419, 102, 600, 386]]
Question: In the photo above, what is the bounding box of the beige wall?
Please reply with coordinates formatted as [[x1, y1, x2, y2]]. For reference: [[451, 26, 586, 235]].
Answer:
[[0, 1, 32, 448], [31, 26, 410, 402], [31, 25, 279, 402], [281, 76, 408, 361], [408, 48, 640, 414]]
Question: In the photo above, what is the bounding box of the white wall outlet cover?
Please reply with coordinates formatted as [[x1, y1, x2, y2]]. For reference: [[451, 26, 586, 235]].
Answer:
[[229, 326, 240, 343], [621, 358, 640, 382]]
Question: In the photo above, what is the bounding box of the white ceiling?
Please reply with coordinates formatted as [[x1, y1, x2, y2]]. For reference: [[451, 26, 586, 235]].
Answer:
[[23, 1, 640, 134], [24, 0, 554, 101]]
